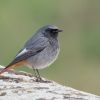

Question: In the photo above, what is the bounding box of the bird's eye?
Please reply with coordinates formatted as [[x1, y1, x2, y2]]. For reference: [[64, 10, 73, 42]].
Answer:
[[46, 28, 58, 33]]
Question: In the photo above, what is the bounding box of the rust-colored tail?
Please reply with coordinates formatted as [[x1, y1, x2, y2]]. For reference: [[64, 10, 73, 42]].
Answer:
[[0, 65, 15, 75], [0, 61, 26, 75]]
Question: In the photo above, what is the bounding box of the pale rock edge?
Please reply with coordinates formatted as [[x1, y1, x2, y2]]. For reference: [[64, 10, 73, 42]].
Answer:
[[0, 65, 100, 100]]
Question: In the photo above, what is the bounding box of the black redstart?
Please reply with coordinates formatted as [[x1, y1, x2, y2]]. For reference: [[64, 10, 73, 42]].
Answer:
[[0, 25, 62, 81]]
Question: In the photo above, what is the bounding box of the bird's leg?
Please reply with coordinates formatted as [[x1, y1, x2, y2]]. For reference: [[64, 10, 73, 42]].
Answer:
[[32, 69, 38, 78], [32, 68, 50, 83], [35, 69, 42, 81], [35, 69, 51, 83], [32, 68, 42, 82]]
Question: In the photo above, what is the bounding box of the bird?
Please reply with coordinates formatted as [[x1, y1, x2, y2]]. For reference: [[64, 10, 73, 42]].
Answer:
[[0, 25, 62, 82]]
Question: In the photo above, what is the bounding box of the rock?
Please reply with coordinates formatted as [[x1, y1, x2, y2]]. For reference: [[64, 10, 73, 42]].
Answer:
[[0, 65, 100, 100]]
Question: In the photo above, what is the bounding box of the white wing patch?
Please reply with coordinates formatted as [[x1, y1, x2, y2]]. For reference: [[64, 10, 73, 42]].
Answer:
[[16, 48, 28, 57]]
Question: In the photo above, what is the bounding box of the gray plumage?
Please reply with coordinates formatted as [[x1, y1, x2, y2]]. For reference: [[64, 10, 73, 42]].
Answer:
[[0, 25, 62, 81], [11, 25, 62, 69]]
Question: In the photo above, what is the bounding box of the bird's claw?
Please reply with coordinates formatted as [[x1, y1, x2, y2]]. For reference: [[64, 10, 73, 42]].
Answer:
[[35, 77, 51, 83]]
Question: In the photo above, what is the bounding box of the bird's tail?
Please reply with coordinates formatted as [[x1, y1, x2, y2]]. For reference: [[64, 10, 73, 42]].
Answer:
[[0, 61, 25, 75], [0, 64, 15, 75]]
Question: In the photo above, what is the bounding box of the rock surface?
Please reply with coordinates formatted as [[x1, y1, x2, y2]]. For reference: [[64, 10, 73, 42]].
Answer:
[[0, 65, 100, 100]]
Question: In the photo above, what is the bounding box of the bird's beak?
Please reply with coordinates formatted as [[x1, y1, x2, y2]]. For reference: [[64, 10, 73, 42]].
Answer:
[[58, 29, 63, 32]]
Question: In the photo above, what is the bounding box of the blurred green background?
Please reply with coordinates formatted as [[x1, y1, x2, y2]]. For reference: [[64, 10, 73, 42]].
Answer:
[[0, 0, 100, 95]]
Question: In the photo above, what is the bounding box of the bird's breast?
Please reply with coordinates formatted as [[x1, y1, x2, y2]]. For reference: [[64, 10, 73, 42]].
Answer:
[[26, 43, 60, 69]]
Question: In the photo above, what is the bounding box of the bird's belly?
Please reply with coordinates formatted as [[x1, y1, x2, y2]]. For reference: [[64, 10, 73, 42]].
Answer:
[[26, 47, 59, 69]]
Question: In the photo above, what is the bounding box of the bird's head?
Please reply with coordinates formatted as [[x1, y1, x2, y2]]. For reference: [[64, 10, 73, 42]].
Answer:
[[39, 25, 63, 39]]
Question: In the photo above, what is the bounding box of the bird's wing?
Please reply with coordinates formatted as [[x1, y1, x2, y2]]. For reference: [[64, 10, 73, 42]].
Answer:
[[9, 47, 45, 66], [9, 36, 49, 66], [0, 36, 49, 75], [0, 46, 46, 75]]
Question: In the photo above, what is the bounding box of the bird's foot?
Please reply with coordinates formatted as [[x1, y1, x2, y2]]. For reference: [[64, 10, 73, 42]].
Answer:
[[35, 77, 51, 83]]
